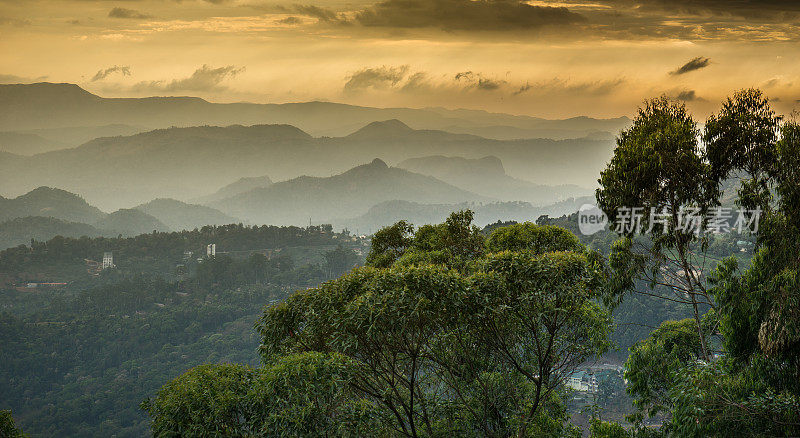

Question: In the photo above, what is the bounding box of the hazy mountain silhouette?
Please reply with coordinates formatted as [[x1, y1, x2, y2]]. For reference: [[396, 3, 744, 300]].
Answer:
[[0, 121, 612, 210], [192, 175, 274, 205], [397, 155, 590, 205], [0, 216, 105, 250], [0, 187, 106, 223], [329, 196, 595, 233], [0, 82, 627, 137], [94, 209, 169, 236], [0, 131, 67, 155], [209, 159, 490, 225], [135, 198, 238, 231], [0, 124, 147, 155], [0, 188, 247, 249]]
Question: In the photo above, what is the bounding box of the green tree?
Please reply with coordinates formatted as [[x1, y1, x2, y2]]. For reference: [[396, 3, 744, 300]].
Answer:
[[704, 88, 782, 215], [624, 319, 702, 420], [0, 410, 27, 438], [597, 96, 718, 361], [141, 364, 253, 437], [258, 215, 617, 437], [324, 245, 360, 278], [619, 90, 800, 437]]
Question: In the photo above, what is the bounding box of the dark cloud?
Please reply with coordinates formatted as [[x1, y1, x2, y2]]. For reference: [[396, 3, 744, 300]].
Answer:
[[400, 72, 430, 92], [293, 5, 346, 23], [91, 65, 131, 82], [354, 0, 585, 31], [108, 7, 152, 20], [512, 78, 626, 97], [344, 65, 410, 92], [670, 57, 711, 75], [454, 71, 474, 81], [278, 16, 302, 24], [676, 90, 698, 101], [514, 82, 532, 95], [477, 78, 501, 90], [133, 65, 244, 92], [454, 71, 505, 91], [614, 0, 800, 21]]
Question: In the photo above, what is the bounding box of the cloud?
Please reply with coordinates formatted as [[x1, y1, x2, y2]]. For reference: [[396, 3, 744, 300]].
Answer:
[[108, 8, 152, 20], [676, 90, 699, 101], [598, 0, 800, 21], [278, 16, 302, 24], [670, 57, 711, 75], [293, 5, 346, 23], [514, 82, 532, 95], [354, 0, 585, 31], [344, 65, 410, 92], [454, 71, 505, 90], [91, 65, 131, 82], [133, 65, 244, 92], [343, 66, 624, 101], [512, 77, 626, 97]]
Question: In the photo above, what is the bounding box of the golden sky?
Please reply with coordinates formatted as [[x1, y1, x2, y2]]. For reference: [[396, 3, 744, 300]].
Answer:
[[1, 0, 799, 118]]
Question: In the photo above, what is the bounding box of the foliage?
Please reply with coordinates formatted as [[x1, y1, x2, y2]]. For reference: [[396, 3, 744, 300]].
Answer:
[[256, 212, 617, 437], [141, 363, 254, 437], [618, 89, 800, 437], [0, 224, 358, 437], [0, 410, 27, 438], [142, 353, 379, 437], [624, 319, 702, 419], [143, 212, 620, 437], [597, 96, 721, 361]]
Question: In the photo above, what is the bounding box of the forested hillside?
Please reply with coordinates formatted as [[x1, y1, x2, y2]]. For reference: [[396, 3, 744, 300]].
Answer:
[[0, 224, 366, 436]]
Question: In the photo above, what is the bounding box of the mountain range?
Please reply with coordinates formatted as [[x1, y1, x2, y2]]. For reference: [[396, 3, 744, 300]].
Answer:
[[209, 158, 488, 225], [190, 175, 274, 205], [396, 155, 590, 205], [0, 82, 629, 139], [330, 198, 593, 235], [0, 187, 237, 249], [0, 120, 609, 210], [0, 156, 594, 249]]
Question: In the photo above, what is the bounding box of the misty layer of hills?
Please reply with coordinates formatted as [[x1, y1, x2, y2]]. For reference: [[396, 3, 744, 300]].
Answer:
[[396, 155, 587, 205], [0, 160, 593, 249], [0, 188, 236, 249], [0, 82, 615, 247], [0, 83, 617, 209], [0, 119, 608, 210], [0, 82, 628, 138]]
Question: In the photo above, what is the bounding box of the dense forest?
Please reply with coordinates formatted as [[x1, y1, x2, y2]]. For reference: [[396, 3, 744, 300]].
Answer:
[[0, 225, 365, 436]]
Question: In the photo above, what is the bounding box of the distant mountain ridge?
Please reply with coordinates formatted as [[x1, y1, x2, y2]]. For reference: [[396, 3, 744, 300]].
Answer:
[[209, 158, 490, 225], [0, 216, 105, 250], [0, 120, 612, 210], [191, 175, 274, 204], [328, 196, 596, 233], [95, 209, 169, 236], [0, 187, 106, 224], [0, 124, 147, 156], [0, 82, 628, 138], [0, 187, 244, 248], [397, 155, 591, 205], [135, 198, 238, 231]]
